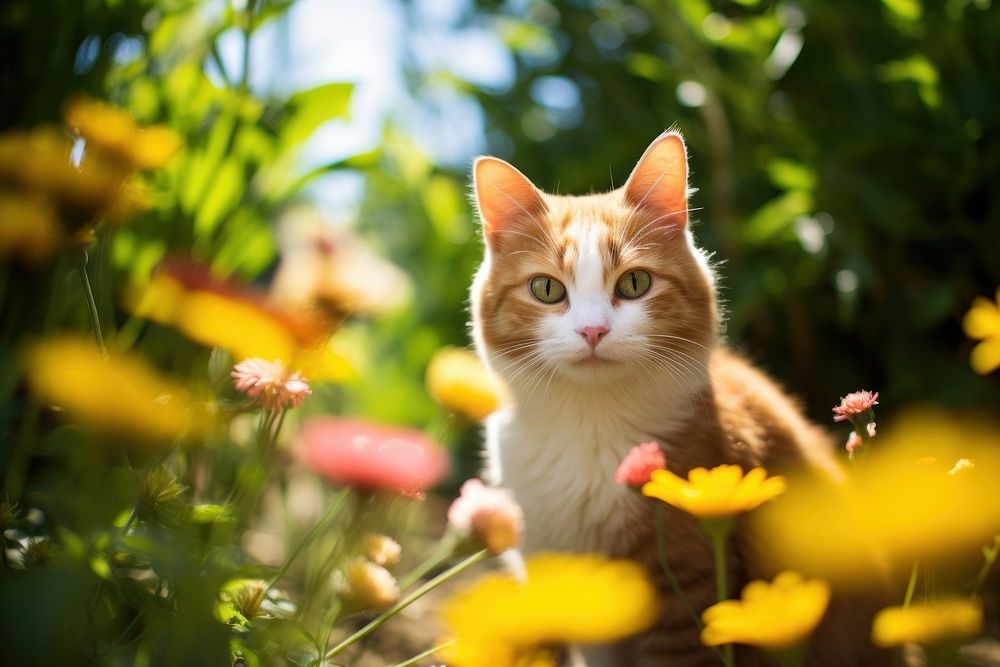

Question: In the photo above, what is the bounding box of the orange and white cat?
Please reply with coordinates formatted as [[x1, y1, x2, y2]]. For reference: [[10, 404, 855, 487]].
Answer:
[[469, 131, 882, 666]]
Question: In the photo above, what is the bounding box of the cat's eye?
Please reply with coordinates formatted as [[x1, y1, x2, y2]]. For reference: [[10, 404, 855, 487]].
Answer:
[[529, 276, 566, 304], [616, 270, 652, 299]]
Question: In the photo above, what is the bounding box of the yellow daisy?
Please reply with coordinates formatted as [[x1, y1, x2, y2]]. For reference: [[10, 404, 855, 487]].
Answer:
[[642, 465, 786, 518], [426, 346, 505, 420], [963, 289, 1000, 374], [701, 571, 830, 649], [25, 336, 206, 442], [872, 598, 982, 648], [439, 553, 659, 667]]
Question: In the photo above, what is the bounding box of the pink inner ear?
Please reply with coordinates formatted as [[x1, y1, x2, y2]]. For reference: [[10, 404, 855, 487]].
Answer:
[[474, 157, 546, 245], [623, 132, 689, 229]]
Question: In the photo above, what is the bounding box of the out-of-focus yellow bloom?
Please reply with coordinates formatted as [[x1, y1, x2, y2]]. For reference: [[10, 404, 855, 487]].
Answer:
[[426, 347, 505, 420], [178, 290, 300, 363], [872, 598, 982, 648], [701, 571, 830, 649], [0, 192, 62, 264], [963, 289, 1000, 374], [0, 127, 126, 217], [754, 410, 1000, 587], [439, 553, 659, 667], [104, 177, 151, 223], [642, 465, 785, 519], [64, 96, 182, 170], [343, 559, 399, 611], [25, 336, 205, 442], [124, 261, 330, 368]]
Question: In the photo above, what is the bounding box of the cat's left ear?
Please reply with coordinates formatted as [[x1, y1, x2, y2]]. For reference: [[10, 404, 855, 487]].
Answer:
[[623, 131, 689, 229]]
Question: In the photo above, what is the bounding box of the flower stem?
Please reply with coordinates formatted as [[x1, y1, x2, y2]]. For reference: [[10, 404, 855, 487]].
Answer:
[[703, 518, 735, 667], [324, 549, 488, 660], [972, 541, 999, 597], [267, 487, 350, 594], [76, 250, 106, 353], [397, 530, 459, 591], [654, 506, 703, 631], [388, 639, 456, 667], [903, 561, 920, 607]]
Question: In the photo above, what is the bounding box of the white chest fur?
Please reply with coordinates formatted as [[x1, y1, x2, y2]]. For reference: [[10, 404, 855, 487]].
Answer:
[[484, 377, 691, 556]]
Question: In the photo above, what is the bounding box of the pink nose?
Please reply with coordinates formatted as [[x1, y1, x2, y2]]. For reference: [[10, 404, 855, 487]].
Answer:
[[577, 325, 609, 348]]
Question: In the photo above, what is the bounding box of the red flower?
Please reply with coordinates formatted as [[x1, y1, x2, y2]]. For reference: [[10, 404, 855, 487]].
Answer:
[[296, 418, 448, 495], [615, 442, 667, 488], [832, 390, 879, 422]]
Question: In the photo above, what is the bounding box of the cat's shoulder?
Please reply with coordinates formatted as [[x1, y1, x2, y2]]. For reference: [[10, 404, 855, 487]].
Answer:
[[707, 346, 836, 471]]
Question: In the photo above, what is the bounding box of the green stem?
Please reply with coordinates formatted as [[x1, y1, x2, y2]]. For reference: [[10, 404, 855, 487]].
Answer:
[[903, 561, 920, 607], [972, 544, 998, 597], [76, 250, 106, 353], [396, 530, 459, 591], [325, 549, 489, 660], [703, 519, 735, 667], [770, 646, 805, 667], [654, 506, 703, 631], [388, 639, 456, 667], [266, 488, 350, 594]]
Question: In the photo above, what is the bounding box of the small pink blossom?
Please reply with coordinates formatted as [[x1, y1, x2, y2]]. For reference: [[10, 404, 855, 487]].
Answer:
[[447, 479, 523, 554], [232, 358, 312, 411], [615, 442, 667, 487], [867, 422, 877, 438], [832, 390, 879, 422]]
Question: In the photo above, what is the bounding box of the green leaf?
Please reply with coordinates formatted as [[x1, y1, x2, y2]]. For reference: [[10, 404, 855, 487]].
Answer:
[[879, 55, 940, 108], [767, 159, 817, 192], [422, 175, 471, 243], [280, 83, 354, 149], [194, 157, 245, 240], [742, 190, 814, 244], [191, 504, 235, 524], [882, 0, 922, 22]]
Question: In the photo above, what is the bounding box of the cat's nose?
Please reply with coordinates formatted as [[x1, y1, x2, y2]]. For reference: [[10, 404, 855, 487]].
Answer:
[[576, 325, 609, 348]]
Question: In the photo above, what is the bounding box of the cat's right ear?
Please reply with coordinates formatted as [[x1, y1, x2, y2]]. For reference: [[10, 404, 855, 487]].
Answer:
[[473, 156, 546, 249]]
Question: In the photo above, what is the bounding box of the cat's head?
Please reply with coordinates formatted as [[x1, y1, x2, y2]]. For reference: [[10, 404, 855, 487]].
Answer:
[[470, 131, 718, 390]]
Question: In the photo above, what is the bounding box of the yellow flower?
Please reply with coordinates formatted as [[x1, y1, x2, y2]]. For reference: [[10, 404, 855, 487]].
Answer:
[[701, 571, 830, 649], [0, 192, 62, 264], [642, 465, 786, 518], [872, 598, 982, 648], [963, 289, 1000, 374], [64, 96, 182, 170], [753, 410, 1000, 586], [426, 347, 505, 420], [439, 553, 659, 667], [123, 261, 330, 366], [0, 127, 125, 218], [25, 336, 205, 442]]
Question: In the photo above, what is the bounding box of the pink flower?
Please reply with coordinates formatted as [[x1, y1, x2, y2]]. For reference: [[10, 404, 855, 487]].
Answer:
[[232, 358, 312, 411], [447, 479, 523, 554], [832, 390, 879, 422], [296, 418, 448, 495], [615, 442, 667, 487]]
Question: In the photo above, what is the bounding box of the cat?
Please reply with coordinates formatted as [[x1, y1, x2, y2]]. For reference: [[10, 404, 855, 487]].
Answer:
[[469, 131, 885, 666]]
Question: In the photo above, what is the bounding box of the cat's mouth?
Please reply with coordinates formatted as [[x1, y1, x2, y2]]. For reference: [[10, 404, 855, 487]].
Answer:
[[573, 352, 615, 366]]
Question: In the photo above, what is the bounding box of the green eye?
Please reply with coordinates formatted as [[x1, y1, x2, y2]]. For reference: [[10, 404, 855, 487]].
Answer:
[[616, 270, 652, 299], [529, 276, 566, 304]]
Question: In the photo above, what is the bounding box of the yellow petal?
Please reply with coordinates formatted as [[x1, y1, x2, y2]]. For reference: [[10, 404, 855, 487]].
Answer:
[[963, 296, 1000, 340], [970, 337, 1000, 375]]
